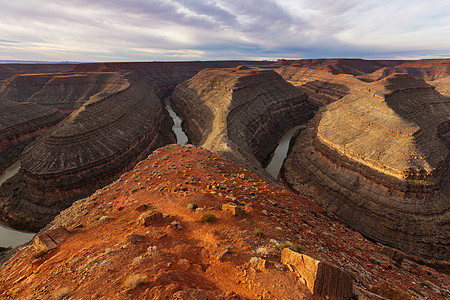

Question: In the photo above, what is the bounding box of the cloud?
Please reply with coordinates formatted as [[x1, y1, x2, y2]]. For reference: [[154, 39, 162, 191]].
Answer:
[[0, 0, 448, 61]]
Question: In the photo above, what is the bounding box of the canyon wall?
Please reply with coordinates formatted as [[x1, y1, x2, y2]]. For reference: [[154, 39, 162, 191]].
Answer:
[[282, 73, 450, 260], [0, 72, 175, 229], [0, 99, 64, 172], [171, 67, 312, 178]]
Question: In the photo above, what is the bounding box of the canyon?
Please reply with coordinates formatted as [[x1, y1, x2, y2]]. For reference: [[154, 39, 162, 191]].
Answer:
[[170, 67, 313, 181], [282, 72, 449, 260], [0, 58, 448, 298]]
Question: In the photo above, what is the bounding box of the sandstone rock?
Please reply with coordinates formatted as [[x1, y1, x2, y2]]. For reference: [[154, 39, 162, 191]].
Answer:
[[173, 288, 208, 300], [137, 211, 163, 226], [281, 248, 353, 298], [33, 226, 69, 252], [222, 203, 243, 216], [377, 245, 405, 266]]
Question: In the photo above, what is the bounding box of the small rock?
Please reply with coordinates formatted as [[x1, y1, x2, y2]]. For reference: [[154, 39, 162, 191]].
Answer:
[[222, 203, 244, 216], [213, 247, 229, 261], [173, 288, 208, 300], [177, 259, 191, 271], [224, 290, 240, 299], [135, 204, 148, 211], [98, 216, 111, 222], [136, 210, 163, 226], [168, 220, 183, 230], [128, 234, 145, 244], [249, 257, 259, 265]]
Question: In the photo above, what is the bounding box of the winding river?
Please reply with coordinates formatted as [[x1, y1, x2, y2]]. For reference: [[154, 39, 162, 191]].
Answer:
[[0, 161, 36, 248], [165, 99, 188, 145], [265, 125, 306, 179]]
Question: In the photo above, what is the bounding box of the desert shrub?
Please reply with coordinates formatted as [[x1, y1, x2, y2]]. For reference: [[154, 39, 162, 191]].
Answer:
[[201, 213, 216, 223], [276, 243, 302, 253], [254, 229, 264, 237]]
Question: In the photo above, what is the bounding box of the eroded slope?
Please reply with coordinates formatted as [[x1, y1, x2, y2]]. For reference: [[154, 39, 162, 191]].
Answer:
[[1, 145, 448, 299]]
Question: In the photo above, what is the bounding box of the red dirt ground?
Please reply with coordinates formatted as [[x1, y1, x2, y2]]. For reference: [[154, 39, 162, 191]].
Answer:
[[0, 145, 448, 299]]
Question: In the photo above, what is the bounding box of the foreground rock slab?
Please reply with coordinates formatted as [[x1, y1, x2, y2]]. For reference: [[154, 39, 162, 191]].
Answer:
[[281, 248, 353, 299]]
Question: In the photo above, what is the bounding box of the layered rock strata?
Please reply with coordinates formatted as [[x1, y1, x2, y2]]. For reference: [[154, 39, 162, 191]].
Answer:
[[0, 72, 130, 110], [0, 99, 64, 172], [171, 67, 312, 177], [0, 73, 175, 229], [69, 61, 273, 99], [282, 73, 450, 260], [0, 64, 74, 81]]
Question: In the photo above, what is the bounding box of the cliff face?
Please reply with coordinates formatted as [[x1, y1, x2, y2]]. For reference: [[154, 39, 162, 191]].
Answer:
[[171, 67, 312, 176], [1, 145, 448, 299], [0, 73, 175, 229], [0, 72, 130, 110], [0, 99, 64, 172], [282, 73, 450, 260]]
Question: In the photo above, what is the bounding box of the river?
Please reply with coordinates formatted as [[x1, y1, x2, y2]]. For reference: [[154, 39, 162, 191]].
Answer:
[[165, 99, 188, 145], [0, 161, 36, 248], [265, 124, 306, 179]]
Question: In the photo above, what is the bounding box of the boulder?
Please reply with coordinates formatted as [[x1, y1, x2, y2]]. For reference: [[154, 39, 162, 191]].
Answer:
[[281, 248, 352, 299]]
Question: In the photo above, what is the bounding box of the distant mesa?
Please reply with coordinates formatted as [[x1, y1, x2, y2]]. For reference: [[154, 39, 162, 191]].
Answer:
[[282, 73, 450, 260], [0, 71, 130, 110], [170, 67, 313, 179]]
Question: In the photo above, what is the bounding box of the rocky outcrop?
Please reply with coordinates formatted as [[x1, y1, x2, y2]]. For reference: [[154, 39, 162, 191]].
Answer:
[[282, 73, 450, 260], [0, 72, 175, 229], [171, 67, 312, 176], [281, 248, 353, 298], [0, 99, 64, 172], [0, 72, 130, 110]]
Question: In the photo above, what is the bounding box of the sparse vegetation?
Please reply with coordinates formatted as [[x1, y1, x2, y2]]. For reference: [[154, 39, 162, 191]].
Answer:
[[256, 247, 271, 258], [276, 243, 302, 253], [123, 273, 148, 289], [201, 213, 216, 223], [254, 229, 264, 237]]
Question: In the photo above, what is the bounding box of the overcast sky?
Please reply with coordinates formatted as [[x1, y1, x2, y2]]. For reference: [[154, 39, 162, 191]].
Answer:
[[0, 0, 449, 62]]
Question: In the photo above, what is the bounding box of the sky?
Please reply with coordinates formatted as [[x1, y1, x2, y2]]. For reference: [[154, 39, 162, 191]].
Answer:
[[0, 0, 449, 62]]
